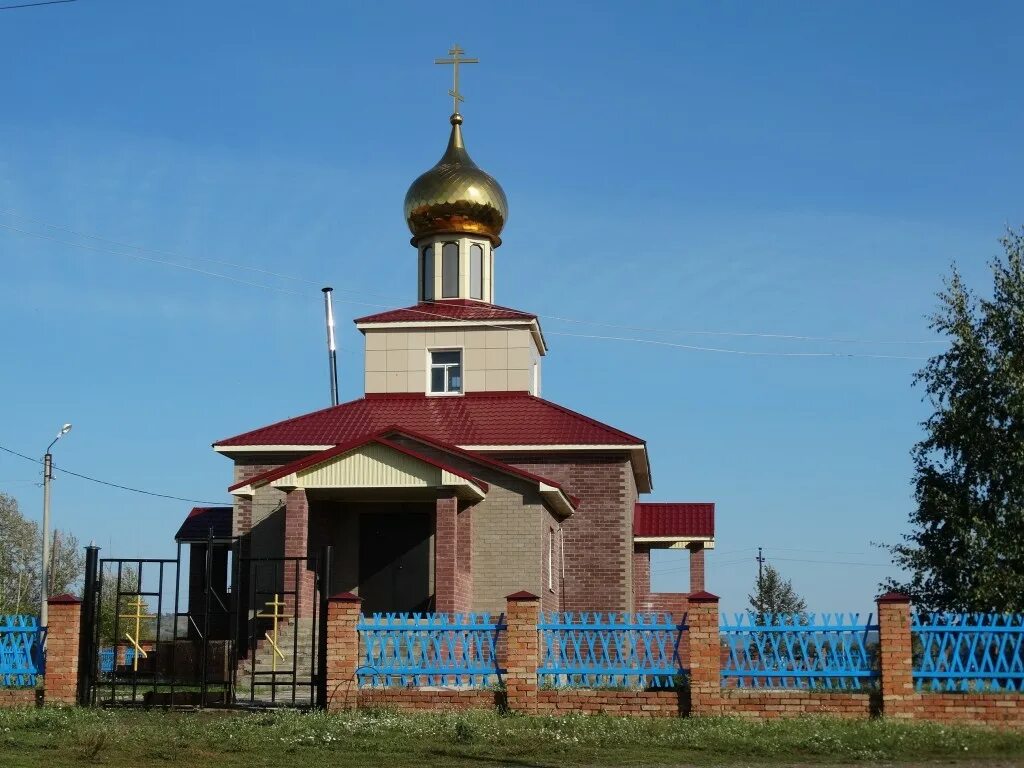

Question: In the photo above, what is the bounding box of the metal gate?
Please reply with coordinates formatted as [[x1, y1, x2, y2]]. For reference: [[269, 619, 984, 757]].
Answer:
[[79, 540, 333, 709]]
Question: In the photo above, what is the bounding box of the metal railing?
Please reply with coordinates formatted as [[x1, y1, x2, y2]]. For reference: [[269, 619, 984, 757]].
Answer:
[[913, 612, 1024, 692], [0, 615, 41, 688]]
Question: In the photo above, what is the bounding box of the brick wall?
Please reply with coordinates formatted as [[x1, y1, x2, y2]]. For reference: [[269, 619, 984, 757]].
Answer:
[[722, 690, 873, 719], [536, 690, 681, 716], [43, 594, 82, 705], [499, 453, 636, 612], [0, 689, 37, 709], [359, 689, 500, 712]]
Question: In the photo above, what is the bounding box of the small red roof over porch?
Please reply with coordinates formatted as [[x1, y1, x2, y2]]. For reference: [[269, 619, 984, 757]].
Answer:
[[633, 502, 714, 540]]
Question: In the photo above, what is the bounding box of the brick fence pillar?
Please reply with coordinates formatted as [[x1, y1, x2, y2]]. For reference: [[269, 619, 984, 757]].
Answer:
[[877, 591, 916, 718], [686, 590, 721, 715], [44, 594, 82, 706], [324, 592, 362, 711], [435, 494, 458, 614], [283, 489, 315, 618], [505, 591, 540, 714]]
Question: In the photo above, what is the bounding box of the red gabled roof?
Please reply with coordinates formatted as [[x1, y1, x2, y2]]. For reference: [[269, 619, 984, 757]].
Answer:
[[634, 502, 714, 538], [228, 434, 488, 493], [213, 392, 644, 450], [175, 506, 233, 542], [355, 299, 537, 325]]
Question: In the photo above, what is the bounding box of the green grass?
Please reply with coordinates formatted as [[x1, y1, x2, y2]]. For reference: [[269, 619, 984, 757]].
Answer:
[[1, 707, 1023, 767]]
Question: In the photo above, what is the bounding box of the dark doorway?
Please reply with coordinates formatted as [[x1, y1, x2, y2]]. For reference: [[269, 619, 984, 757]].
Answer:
[[358, 509, 431, 614]]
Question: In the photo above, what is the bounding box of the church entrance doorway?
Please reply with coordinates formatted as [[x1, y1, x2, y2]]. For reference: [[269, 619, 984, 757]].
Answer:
[[358, 509, 431, 614]]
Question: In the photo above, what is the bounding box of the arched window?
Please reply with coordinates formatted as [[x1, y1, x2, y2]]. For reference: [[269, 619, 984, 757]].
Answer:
[[421, 246, 434, 301], [470, 243, 484, 300], [441, 242, 459, 298]]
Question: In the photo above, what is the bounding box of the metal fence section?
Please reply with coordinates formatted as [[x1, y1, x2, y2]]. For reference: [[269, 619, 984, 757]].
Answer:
[[538, 612, 686, 688], [913, 613, 1024, 692], [357, 612, 505, 687], [720, 612, 878, 690], [0, 615, 41, 688]]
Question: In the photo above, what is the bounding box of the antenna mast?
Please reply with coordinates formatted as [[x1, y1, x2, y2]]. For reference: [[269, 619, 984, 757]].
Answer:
[[322, 287, 339, 406]]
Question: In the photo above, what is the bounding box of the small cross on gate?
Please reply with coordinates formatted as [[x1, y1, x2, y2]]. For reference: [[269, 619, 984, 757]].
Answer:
[[434, 44, 479, 115]]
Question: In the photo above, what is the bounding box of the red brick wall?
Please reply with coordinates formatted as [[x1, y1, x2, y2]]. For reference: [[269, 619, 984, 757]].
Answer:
[[283, 489, 315, 617], [456, 503, 474, 613], [499, 453, 636, 613], [536, 690, 681, 716], [44, 596, 81, 705], [434, 495, 459, 614], [359, 689, 499, 712], [325, 594, 361, 711], [905, 694, 1024, 727], [0, 689, 36, 708], [722, 690, 873, 719]]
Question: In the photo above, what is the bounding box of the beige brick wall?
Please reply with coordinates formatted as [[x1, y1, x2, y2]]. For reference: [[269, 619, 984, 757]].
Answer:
[[363, 326, 541, 394]]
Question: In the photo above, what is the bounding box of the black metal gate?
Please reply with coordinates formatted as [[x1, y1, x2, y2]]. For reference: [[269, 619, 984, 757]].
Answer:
[[79, 539, 333, 710], [235, 550, 332, 707]]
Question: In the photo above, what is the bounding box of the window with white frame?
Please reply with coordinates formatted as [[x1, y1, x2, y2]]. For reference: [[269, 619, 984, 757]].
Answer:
[[429, 350, 462, 394], [548, 527, 555, 590]]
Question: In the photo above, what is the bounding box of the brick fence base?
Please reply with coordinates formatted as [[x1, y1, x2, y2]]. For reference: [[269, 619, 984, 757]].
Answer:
[[0, 689, 37, 709]]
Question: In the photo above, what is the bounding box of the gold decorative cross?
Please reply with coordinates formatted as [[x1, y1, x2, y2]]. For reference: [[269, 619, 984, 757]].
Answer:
[[256, 593, 290, 672], [119, 595, 155, 672], [434, 44, 478, 114]]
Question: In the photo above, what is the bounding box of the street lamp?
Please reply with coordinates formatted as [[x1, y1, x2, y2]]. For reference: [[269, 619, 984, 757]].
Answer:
[[40, 423, 72, 628]]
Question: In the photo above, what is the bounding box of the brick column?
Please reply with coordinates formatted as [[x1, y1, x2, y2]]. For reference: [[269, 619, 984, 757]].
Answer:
[[435, 494, 458, 614], [687, 543, 706, 593], [505, 591, 540, 714], [455, 504, 473, 613], [324, 592, 362, 711], [283, 489, 314, 617], [44, 594, 82, 706], [877, 591, 916, 718], [686, 590, 721, 715]]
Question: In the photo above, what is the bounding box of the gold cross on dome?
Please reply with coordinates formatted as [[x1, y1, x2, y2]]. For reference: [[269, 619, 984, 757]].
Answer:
[[434, 44, 479, 115]]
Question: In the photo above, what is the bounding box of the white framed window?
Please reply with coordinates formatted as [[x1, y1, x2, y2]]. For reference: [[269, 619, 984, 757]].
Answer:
[[429, 349, 462, 394], [441, 242, 459, 298]]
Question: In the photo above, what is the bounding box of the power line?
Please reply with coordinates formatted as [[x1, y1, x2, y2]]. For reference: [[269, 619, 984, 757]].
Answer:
[[0, 210, 946, 356], [0, 443, 226, 505], [0, 0, 75, 9]]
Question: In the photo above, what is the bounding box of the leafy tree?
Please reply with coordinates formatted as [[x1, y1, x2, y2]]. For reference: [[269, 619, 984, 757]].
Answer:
[[748, 563, 807, 616], [0, 491, 85, 616], [885, 229, 1024, 612]]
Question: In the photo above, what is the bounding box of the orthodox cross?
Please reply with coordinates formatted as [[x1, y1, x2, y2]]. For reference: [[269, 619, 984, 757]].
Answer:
[[435, 44, 478, 114], [119, 595, 155, 671], [256, 593, 290, 672]]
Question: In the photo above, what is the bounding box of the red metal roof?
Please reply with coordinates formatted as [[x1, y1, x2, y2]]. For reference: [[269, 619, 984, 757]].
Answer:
[[175, 506, 233, 542], [214, 392, 644, 449], [633, 502, 714, 538], [355, 300, 537, 324]]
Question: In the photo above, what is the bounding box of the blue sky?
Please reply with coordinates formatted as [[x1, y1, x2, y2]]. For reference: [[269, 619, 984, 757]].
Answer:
[[1, 1, 1021, 615]]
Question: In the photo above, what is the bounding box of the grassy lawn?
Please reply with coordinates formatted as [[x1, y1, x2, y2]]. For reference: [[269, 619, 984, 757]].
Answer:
[[1, 707, 1023, 768]]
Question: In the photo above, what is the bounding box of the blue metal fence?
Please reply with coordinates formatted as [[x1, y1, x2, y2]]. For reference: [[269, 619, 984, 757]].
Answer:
[[1, 615, 41, 688], [721, 612, 878, 690], [357, 612, 504, 687], [538, 612, 685, 688], [913, 613, 1024, 692], [98, 647, 136, 675]]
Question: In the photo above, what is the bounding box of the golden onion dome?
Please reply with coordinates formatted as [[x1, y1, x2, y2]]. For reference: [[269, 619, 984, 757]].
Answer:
[[404, 113, 508, 243]]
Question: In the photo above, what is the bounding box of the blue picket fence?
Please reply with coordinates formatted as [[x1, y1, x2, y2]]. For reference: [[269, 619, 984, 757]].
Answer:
[[720, 612, 878, 690], [98, 647, 136, 675], [357, 612, 504, 687], [538, 612, 686, 688], [0, 615, 42, 688], [913, 613, 1024, 692]]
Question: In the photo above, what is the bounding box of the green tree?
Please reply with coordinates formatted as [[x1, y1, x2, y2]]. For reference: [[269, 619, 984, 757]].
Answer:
[[0, 492, 85, 615], [885, 229, 1024, 612], [748, 563, 807, 616]]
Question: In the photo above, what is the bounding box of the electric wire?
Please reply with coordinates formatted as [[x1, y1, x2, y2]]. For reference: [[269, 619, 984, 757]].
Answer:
[[0, 0, 75, 9], [0, 443, 227, 505], [0, 210, 945, 358]]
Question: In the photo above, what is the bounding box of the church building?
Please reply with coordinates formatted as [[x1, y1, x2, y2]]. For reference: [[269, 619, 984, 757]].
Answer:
[[176, 59, 715, 617]]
